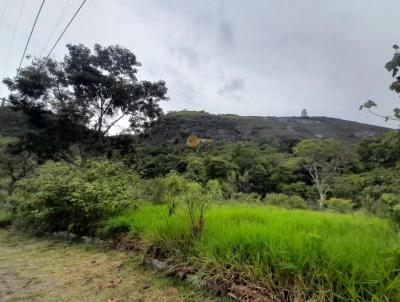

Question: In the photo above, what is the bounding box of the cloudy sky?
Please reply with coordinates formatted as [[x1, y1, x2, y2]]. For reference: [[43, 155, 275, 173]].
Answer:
[[0, 0, 399, 128]]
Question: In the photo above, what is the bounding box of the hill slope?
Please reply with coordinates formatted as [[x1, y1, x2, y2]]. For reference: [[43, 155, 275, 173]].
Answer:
[[145, 111, 390, 146], [0, 107, 390, 147]]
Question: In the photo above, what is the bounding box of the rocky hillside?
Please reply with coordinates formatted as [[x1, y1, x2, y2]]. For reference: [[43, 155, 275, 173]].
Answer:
[[144, 111, 390, 146], [1, 107, 391, 147]]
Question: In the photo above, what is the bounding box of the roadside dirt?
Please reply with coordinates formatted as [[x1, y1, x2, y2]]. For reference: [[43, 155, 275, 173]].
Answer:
[[0, 229, 223, 302]]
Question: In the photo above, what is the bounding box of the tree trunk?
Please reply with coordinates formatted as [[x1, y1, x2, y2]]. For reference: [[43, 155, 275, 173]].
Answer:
[[316, 185, 326, 211], [318, 193, 325, 211], [7, 179, 16, 196]]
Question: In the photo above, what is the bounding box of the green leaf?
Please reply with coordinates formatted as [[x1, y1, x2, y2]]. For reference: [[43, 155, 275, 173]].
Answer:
[[361, 100, 377, 109], [393, 108, 400, 119]]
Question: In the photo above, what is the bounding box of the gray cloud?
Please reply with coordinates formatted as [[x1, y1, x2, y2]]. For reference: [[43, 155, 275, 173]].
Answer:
[[176, 45, 201, 65], [217, 20, 234, 48], [218, 77, 246, 100], [0, 0, 399, 128]]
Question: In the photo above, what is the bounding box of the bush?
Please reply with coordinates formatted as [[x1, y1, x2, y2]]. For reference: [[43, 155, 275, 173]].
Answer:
[[100, 215, 132, 239], [0, 207, 12, 227], [277, 181, 315, 200], [325, 198, 354, 213], [232, 192, 262, 203], [143, 171, 188, 205], [142, 177, 165, 204], [204, 156, 237, 181], [14, 160, 141, 235], [137, 172, 223, 237], [263, 193, 308, 209], [378, 193, 400, 223], [185, 157, 207, 182], [175, 179, 222, 237]]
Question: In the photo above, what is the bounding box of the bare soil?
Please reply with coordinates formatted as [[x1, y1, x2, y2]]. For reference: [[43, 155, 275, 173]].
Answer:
[[0, 229, 223, 302]]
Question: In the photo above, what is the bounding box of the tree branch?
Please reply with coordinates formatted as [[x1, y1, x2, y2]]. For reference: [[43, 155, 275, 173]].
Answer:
[[103, 112, 127, 135], [367, 108, 399, 122]]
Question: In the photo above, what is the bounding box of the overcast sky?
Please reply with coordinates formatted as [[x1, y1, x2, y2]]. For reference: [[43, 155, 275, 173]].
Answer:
[[0, 0, 399, 128]]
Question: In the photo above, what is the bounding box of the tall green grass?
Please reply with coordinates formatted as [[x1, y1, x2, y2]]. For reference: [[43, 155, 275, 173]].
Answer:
[[103, 204, 400, 301]]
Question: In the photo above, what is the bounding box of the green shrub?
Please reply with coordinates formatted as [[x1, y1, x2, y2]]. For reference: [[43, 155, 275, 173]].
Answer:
[[325, 198, 354, 213], [185, 157, 207, 182], [175, 179, 222, 237], [378, 193, 400, 223], [142, 177, 165, 204], [331, 174, 368, 202], [204, 156, 237, 181], [277, 181, 315, 200], [161, 171, 189, 202], [116, 171, 223, 238], [0, 207, 12, 227], [263, 193, 308, 209], [14, 160, 141, 235], [99, 215, 132, 239], [142, 171, 189, 206], [232, 192, 262, 203], [392, 204, 400, 224], [219, 181, 237, 199]]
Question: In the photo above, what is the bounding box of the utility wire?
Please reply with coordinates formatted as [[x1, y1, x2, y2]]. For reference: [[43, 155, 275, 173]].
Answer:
[[0, 0, 8, 36], [17, 0, 46, 76], [1, 0, 26, 85], [41, 0, 74, 55], [41, 0, 87, 68], [0, 0, 9, 98]]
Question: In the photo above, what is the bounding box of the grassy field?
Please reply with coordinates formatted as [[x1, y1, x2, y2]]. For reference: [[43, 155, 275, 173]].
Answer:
[[0, 230, 224, 302], [104, 204, 400, 301]]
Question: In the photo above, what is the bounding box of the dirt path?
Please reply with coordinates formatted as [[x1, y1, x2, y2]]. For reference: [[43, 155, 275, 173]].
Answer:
[[0, 230, 222, 302]]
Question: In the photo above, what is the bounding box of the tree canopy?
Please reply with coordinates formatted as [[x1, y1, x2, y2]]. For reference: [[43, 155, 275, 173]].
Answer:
[[293, 139, 351, 209], [3, 44, 168, 161]]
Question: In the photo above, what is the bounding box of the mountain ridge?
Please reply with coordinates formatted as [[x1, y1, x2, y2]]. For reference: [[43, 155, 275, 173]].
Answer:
[[143, 110, 390, 147], [0, 107, 391, 148]]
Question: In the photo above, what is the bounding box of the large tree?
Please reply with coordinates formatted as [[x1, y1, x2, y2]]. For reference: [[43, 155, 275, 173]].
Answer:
[[3, 44, 168, 162], [360, 44, 400, 121], [293, 139, 353, 210]]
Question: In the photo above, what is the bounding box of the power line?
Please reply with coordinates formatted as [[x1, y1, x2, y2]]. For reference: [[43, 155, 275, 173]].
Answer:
[[2, 0, 26, 82], [41, 0, 87, 68], [41, 0, 74, 55], [0, 0, 8, 36], [0, 0, 9, 97], [17, 0, 46, 76]]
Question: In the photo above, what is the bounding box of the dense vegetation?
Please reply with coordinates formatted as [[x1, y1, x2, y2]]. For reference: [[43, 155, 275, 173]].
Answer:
[[104, 204, 399, 301], [1, 44, 400, 301]]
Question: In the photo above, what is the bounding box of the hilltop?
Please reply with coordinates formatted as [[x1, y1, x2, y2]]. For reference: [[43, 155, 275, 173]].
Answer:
[[143, 110, 390, 147], [1, 107, 390, 148]]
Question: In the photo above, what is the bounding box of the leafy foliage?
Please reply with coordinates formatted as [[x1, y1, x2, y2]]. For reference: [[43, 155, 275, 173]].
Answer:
[[324, 198, 353, 213], [358, 130, 400, 168], [3, 44, 168, 161], [175, 179, 222, 237], [14, 160, 141, 235], [0, 136, 37, 197], [0, 207, 12, 227], [293, 139, 353, 209], [360, 44, 400, 120]]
